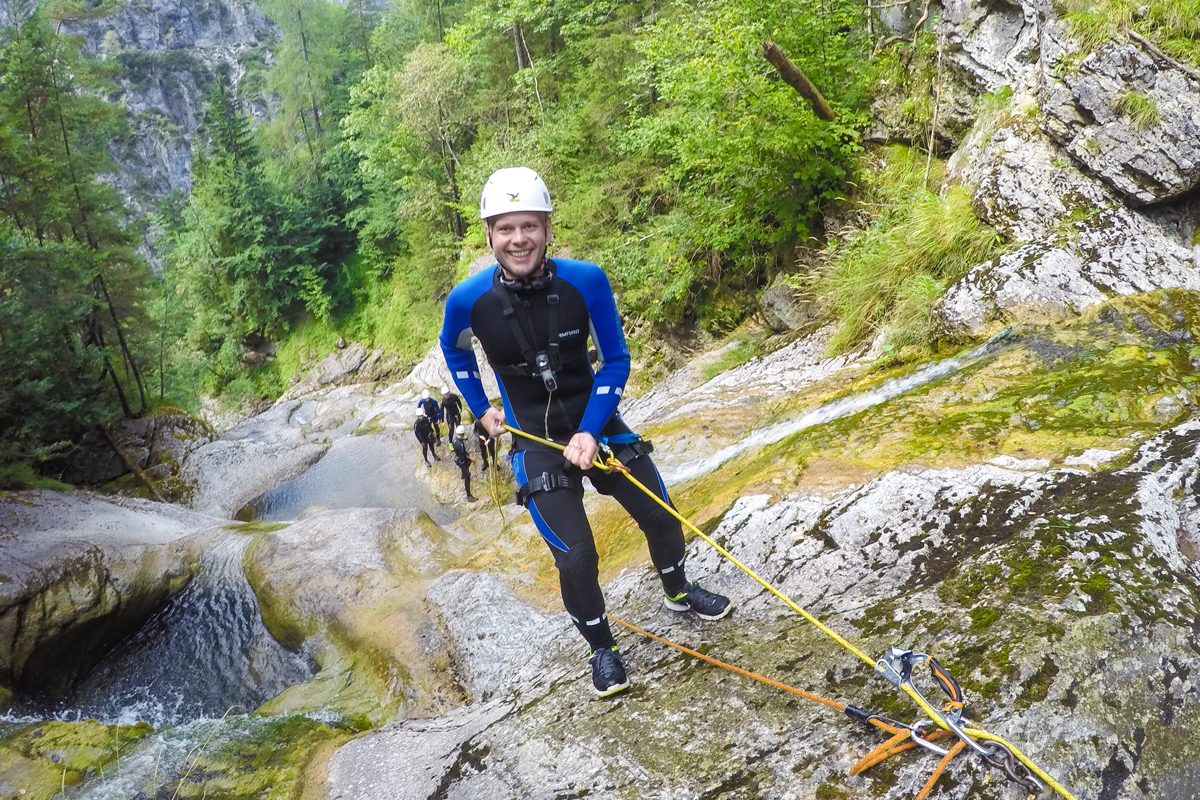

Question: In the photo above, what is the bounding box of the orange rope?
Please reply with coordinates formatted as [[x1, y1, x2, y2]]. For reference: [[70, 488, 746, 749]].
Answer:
[[609, 612, 968, 790], [851, 729, 955, 775], [609, 613, 845, 712], [916, 740, 967, 800]]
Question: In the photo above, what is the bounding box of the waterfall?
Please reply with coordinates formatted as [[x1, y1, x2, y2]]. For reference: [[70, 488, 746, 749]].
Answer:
[[6, 533, 312, 728], [664, 331, 1013, 485]]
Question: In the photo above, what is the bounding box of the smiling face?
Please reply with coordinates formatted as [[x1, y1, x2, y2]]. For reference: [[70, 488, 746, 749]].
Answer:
[[486, 210, 551, 281]]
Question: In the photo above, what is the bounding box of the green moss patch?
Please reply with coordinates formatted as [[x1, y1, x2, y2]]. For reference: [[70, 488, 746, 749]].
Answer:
[[0, 719, 152, 799], [162, 715, 347, 800], [225, 520, 290, 535]]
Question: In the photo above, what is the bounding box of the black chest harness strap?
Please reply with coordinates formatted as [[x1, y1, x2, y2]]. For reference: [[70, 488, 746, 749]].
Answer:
[[492, 266, 583, 390]]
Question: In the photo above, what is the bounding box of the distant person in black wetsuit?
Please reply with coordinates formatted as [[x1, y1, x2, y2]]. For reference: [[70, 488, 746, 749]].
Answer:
[[441, 385, 463, 445], [413, 410, 439, 466], [418, 389, 441, 438], [440, 167, 731, 698], [473, 418, 497, 474], [451, 425, 477, 501]]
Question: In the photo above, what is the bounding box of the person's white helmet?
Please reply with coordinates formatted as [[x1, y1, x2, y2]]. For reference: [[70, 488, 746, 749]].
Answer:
[[479, 167, 552, 220], [420, 389, 430, 400], [441, 385, 450, 394], [416, 410, 425, 418], [455, 424, 467, 438]]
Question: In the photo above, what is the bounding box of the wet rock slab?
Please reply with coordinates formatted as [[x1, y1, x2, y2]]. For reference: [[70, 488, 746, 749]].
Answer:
[[0, 491, 220, 696], [325, 421, 1200, 799]]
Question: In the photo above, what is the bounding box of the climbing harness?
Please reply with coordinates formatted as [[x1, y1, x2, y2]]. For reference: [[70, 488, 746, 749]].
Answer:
[[503, 422, 1076, 799], [491, 264, 586, 393]]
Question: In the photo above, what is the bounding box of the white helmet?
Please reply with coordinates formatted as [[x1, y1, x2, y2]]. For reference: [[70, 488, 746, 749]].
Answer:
[[440, 385, 450, 394], [416, 410, 425, 418], [420, 389, 430, 400], [455, 424, 467, 438], [479, 167, 552, 220]]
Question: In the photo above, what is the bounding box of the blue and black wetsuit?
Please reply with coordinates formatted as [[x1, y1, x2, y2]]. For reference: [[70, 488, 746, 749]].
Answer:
[[440, 258, 689, 650]]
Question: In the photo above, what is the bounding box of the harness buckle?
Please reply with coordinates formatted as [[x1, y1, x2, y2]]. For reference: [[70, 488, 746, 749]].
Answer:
[[516, 470, 573, 505]]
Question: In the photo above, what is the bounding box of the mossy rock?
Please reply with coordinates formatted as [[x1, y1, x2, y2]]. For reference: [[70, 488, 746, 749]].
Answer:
[[0, 719, 152, 800], [166, 715, 346, 800]]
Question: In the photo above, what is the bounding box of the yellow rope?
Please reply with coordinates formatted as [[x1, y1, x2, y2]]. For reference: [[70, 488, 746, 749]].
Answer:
[[504, 423, 1076, 800]]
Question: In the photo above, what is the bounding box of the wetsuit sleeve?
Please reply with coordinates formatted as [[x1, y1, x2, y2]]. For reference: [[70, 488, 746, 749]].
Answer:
[[576, 265, 631, 437], [439, 282, 492, 419]]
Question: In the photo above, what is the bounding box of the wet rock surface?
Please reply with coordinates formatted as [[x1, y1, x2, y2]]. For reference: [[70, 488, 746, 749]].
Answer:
[[0, 491, 219, 696], [182, 399, 330, 517], [327, 421, 1200, 800]]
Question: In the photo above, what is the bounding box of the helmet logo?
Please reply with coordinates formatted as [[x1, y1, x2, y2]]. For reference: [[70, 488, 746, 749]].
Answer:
[[506, 192, 521, 203]]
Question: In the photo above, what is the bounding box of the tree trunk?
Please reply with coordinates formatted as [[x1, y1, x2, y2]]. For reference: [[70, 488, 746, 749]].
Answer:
[[762, 40, 836, 122], [442, 139, 465, 239], [512, 25, 529, 69], [356, 0, 372, 65], [297, 11, 322, 137], [45, 39, 149, 413], [101, 426, 167, 502]]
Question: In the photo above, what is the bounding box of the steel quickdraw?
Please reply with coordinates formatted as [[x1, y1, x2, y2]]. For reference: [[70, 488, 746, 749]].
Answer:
[[876, 648, 1047, 794]]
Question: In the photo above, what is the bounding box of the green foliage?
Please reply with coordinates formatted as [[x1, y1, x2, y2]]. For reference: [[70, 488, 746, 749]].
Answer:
[[0, 461, 73, 491], [598, 0, 868, 323], [1114, 90, 1162, 130], [700, 331, 768, 382], [0, 13, 151, 469], [1056, 0, 1200, 66], [167, 76, 341, 396], [808, 146, 1001, 353]]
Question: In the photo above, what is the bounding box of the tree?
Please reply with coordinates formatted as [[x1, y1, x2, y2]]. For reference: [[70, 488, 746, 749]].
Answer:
[[0, 12, 153, 468], [168, 76, 328, 392]]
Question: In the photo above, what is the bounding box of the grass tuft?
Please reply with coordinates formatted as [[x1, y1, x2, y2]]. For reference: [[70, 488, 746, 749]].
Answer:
[[1114, 90, 1162, 130], [0, 462, 72, 491], [804, 146, 1001, 354], [1056, 0, 1200, 66]]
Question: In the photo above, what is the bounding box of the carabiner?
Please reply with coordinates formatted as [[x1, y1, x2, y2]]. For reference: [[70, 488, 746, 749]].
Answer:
[[908, 720, 951, 757]]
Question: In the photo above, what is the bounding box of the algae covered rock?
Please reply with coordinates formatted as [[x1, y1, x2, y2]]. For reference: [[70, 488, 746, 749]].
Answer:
[[0, 719, 152, 799], [245, 507, 465, 726]]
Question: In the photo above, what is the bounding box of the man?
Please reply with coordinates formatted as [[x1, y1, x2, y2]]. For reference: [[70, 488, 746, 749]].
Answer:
[[451, 424, 477, 501], [440, 166, 730, 697], [441, 385, 463, 445], [413, 410, 440, 467], [418, 389, 441, 437], [473, 417, 497, 474]]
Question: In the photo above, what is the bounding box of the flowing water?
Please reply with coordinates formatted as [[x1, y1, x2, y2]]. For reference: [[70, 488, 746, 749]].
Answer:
[[4, 534, 312, 728], [663, 330, 1013, 485]]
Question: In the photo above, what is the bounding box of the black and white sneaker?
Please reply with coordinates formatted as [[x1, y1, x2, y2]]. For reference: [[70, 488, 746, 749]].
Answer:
[[664, 582, 732, 620], [589, 647, 631, 697]]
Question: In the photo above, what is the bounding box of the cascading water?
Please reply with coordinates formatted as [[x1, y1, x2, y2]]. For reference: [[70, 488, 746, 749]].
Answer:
[[664, 330, 1014, 485], [5, 533, 312, 728]]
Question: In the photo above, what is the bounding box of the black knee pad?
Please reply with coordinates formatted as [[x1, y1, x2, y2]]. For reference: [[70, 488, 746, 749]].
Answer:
[[554, 544, 599, 581]]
